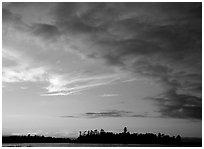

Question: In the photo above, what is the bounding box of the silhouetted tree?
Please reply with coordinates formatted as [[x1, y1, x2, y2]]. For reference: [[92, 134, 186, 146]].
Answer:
[[123, 127, 127, 134], [176, 135, 181, 143], [100, 129, 105, 134]]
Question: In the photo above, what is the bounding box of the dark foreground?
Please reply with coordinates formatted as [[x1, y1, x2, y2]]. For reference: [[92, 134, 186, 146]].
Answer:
[[2, 127, 202, 147], [2, 142, 202, 147]]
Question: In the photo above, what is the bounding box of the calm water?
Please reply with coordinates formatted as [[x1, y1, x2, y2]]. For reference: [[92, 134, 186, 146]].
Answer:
[[2, 143, 191, 147]]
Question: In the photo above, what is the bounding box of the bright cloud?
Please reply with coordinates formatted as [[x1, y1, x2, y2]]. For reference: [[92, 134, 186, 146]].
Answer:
[[3, 67, 47, 83], [3, 48, 123, 96], [43, 73, 120, 96], [101, 94, 119, 97]]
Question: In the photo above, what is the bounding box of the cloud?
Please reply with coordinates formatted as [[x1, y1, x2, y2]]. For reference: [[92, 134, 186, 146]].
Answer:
[[3, 3, 202, 119], [31, 23, 60, 40], [43, 73, 120, 96], [2, 8, 20, 22], [20, 87, 28, 90], [2, 48, 48, 83], [3, 49, 23, 67], [122, 78, 138, 83], [101, 94, 119, 97], [51, 3, 201, 119], [3, 67, 47, 83], [84, 110, 132, 118], [41, 90, 81, 96], [2, 7, 29, 33], [83, 111, 149, 118], [3, 48, 121, 96], [60, 110, 147, 118], [149, 89, 202, 119]]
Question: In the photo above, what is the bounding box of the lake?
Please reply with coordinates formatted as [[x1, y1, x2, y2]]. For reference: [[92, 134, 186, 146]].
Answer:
[[2, 143, 199, 147]]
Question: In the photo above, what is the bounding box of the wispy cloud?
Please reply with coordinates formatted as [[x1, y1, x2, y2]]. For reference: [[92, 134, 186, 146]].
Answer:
[[122, 78, 138, 83], [60, 110, 148, 118], [84, 110, 132, 118], [3, 67, 47, 83], [3, 49, 22, 64], [42, 73, 120, 96], [3, 49, 121, 96], [3, 48, 48, 84], [101, 94, 119, 97], [41, 90, 81, 96], [20, 86, 28, 90]]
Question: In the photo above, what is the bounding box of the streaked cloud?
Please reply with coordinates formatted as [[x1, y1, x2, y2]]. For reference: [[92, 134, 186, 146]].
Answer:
[[43, 73, 120, 96], [122, 78, 138, 83], [60, 110, 147, 118], [3, 48, 122, 96], [101, 94, 119, 97]]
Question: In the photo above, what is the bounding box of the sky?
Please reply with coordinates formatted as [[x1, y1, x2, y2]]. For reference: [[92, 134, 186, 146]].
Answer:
[[2, 2, 202, 138]]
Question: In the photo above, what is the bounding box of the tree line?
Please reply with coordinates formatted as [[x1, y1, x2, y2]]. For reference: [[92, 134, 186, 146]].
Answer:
[[76, 127, 182, 144], [3, 127, 182, 144], [2, 134, 71, 143]]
